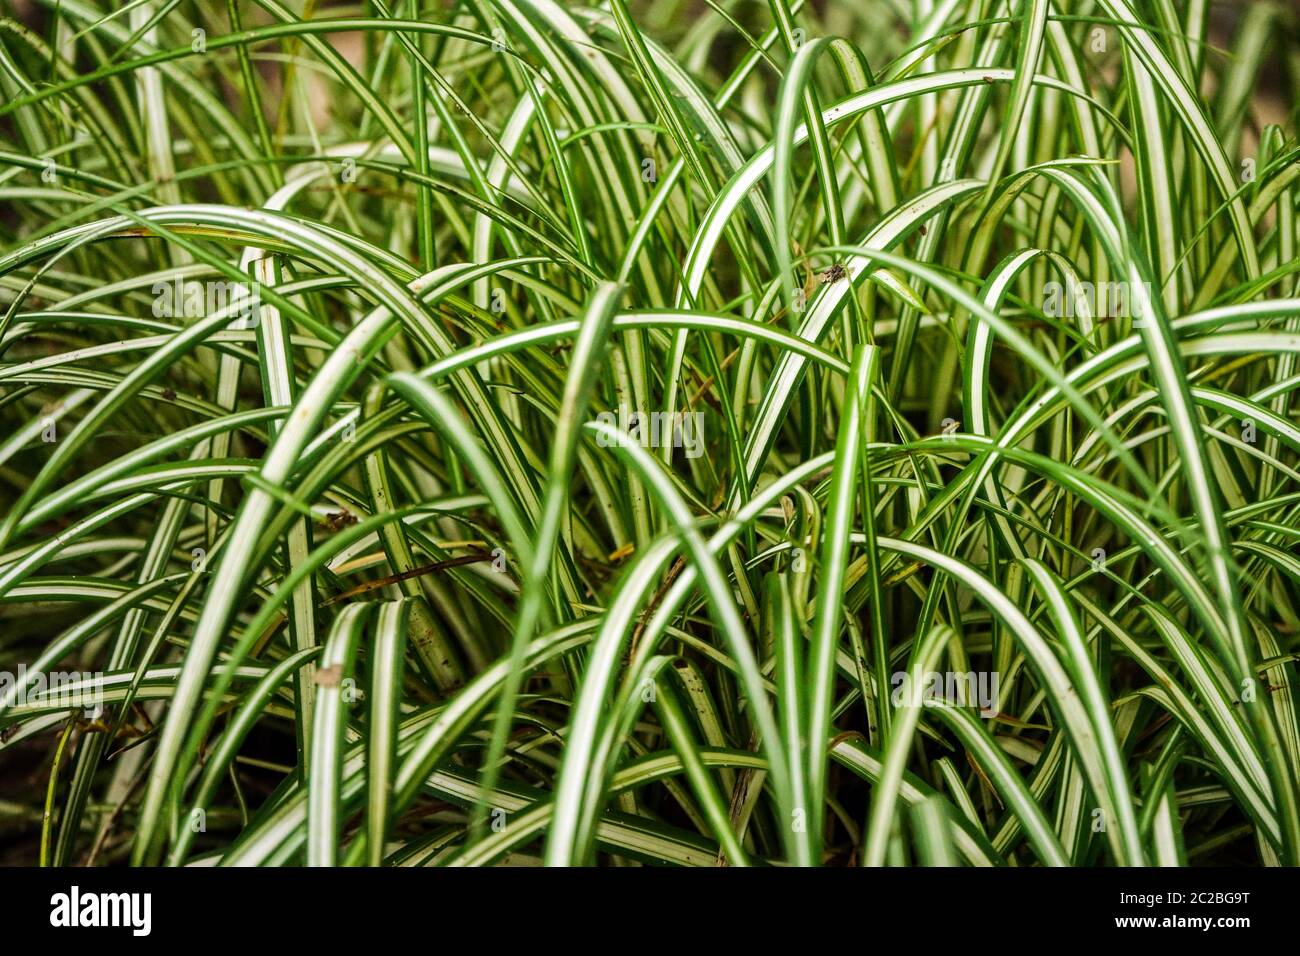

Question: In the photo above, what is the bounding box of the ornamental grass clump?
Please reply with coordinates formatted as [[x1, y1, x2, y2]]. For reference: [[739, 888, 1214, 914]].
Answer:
[[0, 0, 1298, 867]]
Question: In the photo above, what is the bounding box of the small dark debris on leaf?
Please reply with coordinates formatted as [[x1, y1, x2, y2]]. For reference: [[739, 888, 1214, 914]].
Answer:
[[818, 262, 847, 284], [325, 510, 358, 531]]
